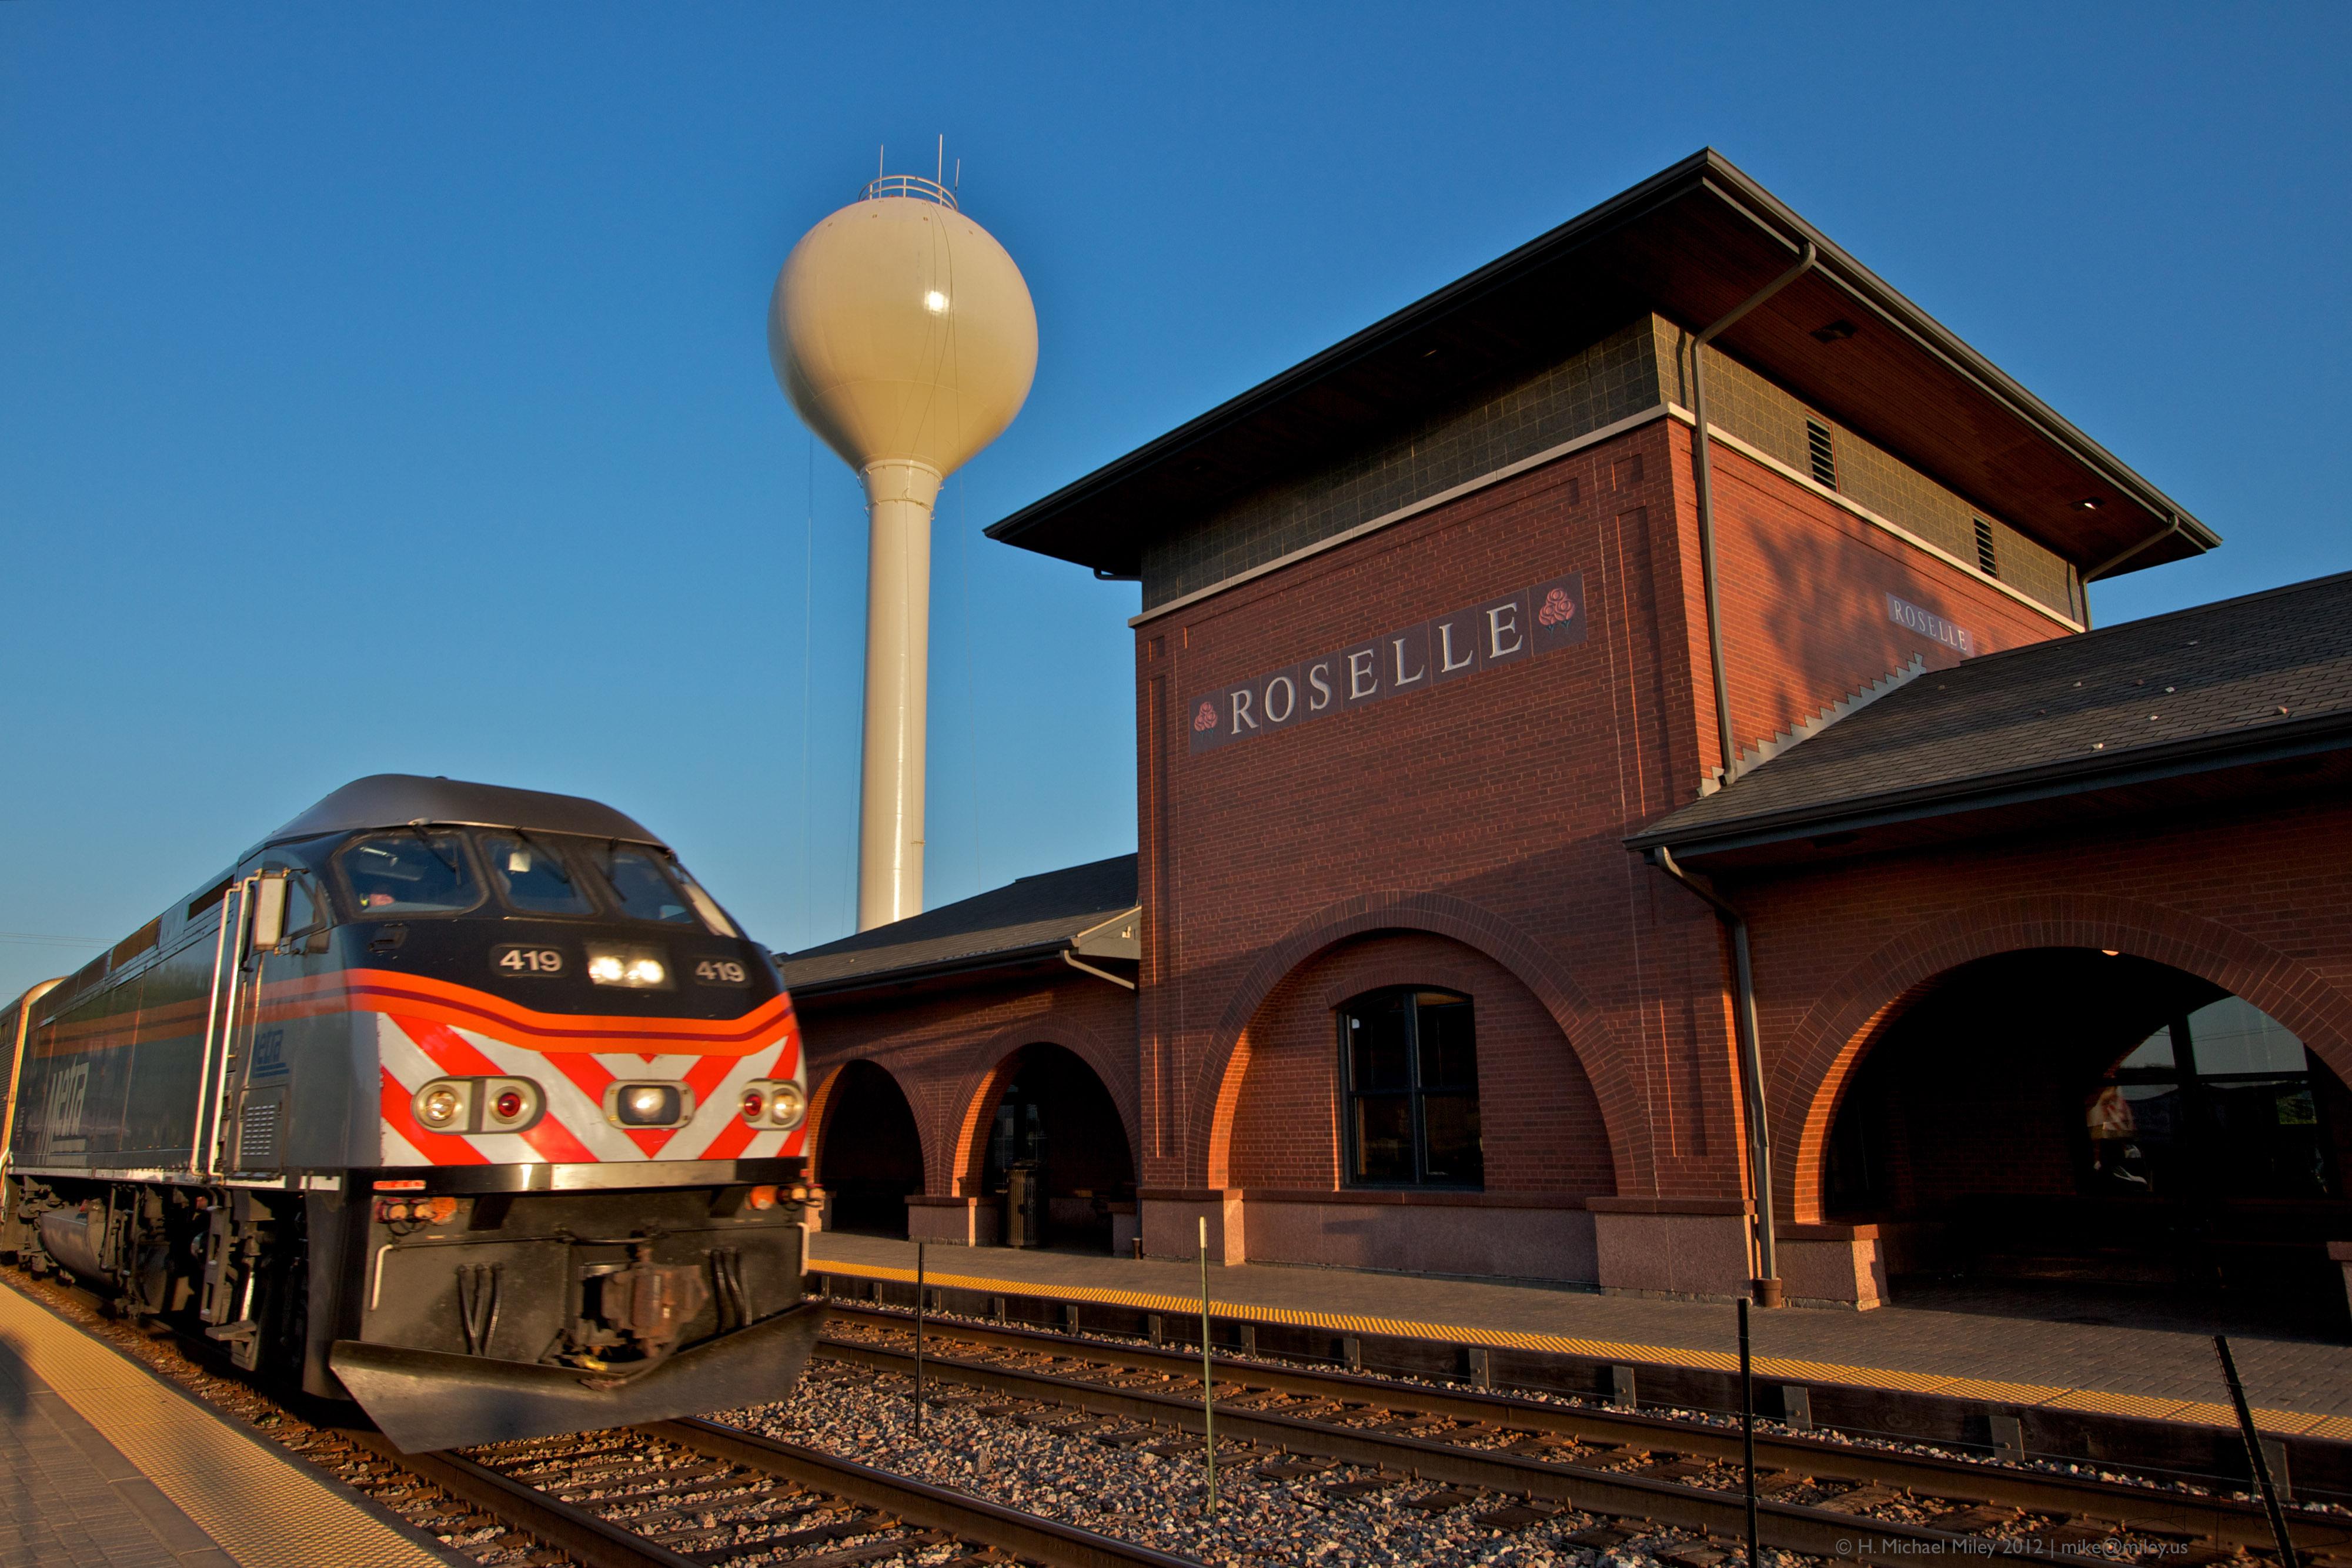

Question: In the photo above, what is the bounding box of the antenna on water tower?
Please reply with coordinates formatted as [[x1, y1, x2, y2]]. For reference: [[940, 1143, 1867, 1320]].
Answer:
[[769, 150, 1039, 932]]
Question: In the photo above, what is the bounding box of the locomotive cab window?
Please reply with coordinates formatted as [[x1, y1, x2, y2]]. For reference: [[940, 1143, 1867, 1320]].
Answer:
[[482, 833, 596, 917], [279, 870, 334, 948], [1339, 988, 1483, 1188], [339, 830, 483, 916], [592, 845, 697, 925]]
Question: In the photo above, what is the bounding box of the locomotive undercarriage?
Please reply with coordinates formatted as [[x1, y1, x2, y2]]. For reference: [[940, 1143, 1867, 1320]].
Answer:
[[1, 1168, 824, 1452]]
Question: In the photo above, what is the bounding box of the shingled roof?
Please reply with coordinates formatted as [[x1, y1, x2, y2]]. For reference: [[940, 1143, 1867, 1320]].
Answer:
[[780, 855, 1139, 997], [1628, 571, 2352, 862]]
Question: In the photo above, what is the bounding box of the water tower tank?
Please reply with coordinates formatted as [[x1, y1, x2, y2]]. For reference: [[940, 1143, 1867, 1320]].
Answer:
[[770, 173, 1038, 931]]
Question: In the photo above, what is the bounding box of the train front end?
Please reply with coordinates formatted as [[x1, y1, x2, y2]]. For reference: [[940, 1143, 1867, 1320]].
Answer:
[[280, 783, 823, 1453]]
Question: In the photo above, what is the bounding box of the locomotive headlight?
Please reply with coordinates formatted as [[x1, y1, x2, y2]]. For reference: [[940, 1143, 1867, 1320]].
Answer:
[[605, 1080, 691, 1128], [415, 1081, 468, 1130], [586, 944, 671, 988], [739, 1079, 805, 1129]]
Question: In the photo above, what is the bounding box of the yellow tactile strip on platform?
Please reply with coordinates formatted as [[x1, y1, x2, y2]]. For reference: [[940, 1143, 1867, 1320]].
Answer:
[[818, 1258, 2337, 1440], [0, 1285, 452, 1568]]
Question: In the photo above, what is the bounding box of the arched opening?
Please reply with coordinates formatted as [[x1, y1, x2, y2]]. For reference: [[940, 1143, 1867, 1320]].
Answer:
[[814, 1061, 924, 1239], [977, 1043, 1137, 1253], [1822, 948, 2352, 1332]]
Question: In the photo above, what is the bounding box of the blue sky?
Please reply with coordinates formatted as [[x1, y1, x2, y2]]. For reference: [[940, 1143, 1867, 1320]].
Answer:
[[4, 4, 2347, 997]]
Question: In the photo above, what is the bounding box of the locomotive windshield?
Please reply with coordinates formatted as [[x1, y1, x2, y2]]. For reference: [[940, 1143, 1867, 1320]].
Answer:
[[332, 828, 739, 935], [343, 830, 483, 914], [592, 845, 696, 925], [482, 832, 596, 916]]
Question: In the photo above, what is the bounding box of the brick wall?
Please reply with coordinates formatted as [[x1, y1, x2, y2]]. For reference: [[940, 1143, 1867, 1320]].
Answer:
[[1692, 423, 2076, 765], [798, 969, 1140, 1199], [1142, 417, 1722, 1210], [1131, 386, 2103, 1223], [1222, 930, 1616, 1197], [1654, 325, 2077, 618], [1729, 791, 2352, 1226]]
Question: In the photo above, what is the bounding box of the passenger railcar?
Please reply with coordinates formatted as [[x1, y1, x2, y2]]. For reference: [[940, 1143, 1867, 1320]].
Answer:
[[0, 774, 820, 1452]]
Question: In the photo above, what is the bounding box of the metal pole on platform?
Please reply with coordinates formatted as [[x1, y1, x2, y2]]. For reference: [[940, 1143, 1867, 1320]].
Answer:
[[1200, 1215, 1216, 1512], [1740, 1298, 1759, 1567], [2216, 1334, 2297, 1568], [913, 1242, 926, 1436]]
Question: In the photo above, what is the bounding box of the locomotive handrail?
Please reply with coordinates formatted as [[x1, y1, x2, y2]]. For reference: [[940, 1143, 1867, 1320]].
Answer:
[[189, 881, 239, 1174]]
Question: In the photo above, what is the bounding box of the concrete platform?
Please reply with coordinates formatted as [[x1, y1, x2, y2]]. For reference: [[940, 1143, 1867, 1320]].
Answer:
[[809, 1232, 2352, 1437], [0, 1283, 463, 1568]]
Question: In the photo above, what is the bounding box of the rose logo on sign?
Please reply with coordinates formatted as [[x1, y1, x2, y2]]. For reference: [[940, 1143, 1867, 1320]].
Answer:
[[1189, 570, 1588, 754]]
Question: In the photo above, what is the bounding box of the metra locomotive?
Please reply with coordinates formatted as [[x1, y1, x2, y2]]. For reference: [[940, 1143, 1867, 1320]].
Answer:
[[0, 775, 820, 1452]]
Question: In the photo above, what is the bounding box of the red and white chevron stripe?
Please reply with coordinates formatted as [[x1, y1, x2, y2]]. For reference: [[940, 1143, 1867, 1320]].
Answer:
[[375, 1012, 808, 1166]]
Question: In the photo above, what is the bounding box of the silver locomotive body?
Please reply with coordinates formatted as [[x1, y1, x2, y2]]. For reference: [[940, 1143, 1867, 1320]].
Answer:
[[1, 775, 821, 1452]]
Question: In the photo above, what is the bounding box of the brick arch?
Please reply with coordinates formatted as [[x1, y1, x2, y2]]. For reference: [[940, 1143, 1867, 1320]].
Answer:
[[944, 1017, 1141, 1198], [1773, 892, 2352, 1224], [804, 1055, 928, 1191], [1186, 890, 1645, 1190]]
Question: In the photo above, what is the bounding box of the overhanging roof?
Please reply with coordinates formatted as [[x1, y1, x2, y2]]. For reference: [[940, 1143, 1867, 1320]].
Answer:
[[781, 854, 1138, 998], [987, 149, 2216, 583]]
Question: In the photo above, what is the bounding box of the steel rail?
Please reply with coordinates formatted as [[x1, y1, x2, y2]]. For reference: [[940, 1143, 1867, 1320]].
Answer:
[[658, 1417, 1206, 1568], [345, 1429, 699, 1568], [814, 1333, 2047, 1567], [821, 1303, 2338, 1544], [817, 1313, 2344, 1562]]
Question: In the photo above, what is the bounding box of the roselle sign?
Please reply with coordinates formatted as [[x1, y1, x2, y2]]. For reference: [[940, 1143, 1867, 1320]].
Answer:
[[1190, 571, 1587, 754]]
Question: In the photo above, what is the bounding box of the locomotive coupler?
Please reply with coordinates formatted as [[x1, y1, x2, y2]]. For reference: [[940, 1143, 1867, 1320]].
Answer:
[[578, 1242, 709, 1365]]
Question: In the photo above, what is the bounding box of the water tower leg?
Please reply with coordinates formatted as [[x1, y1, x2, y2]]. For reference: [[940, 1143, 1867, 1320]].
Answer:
[[856, 457, 943, 931]]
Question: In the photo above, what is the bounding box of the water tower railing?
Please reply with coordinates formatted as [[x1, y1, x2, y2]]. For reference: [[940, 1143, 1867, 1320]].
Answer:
[[860, 174, 958, 210]]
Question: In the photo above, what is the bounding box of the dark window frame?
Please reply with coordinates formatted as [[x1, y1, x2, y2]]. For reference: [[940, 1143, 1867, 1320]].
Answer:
[[332, 828, 489, 921], [1337, 986, 1484, 1191], [477, 830, 606, 921], [2086, 999, 2334, 1200]]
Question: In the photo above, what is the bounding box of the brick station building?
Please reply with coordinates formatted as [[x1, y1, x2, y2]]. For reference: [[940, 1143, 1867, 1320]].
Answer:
[[784, 151, 2352, 1316]]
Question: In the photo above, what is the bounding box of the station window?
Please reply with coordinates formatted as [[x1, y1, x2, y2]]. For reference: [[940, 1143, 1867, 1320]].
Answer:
[[1973, 517, 2000, 579], [2084, 995, 2334, 1200], [1338, 988, 1482, 1188]]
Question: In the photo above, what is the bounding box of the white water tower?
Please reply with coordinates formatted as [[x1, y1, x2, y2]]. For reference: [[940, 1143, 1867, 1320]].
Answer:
[[769, 168, 1038, 931]]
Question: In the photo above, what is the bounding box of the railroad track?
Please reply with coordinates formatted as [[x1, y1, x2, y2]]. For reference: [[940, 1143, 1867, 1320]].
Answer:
[[818, 1303, 2352, 1567], [6, 1266, 1197, 1568], [392, 1420, 1204, 1568]]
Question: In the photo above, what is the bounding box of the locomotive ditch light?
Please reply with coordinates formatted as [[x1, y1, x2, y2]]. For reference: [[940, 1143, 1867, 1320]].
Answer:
[[737, 1079, 806, 1129], [415, 1080, 472, 1131], [413, 1076, 544, 1135], [604, 1081, 694, 1128], [586, 943, 671, 989]]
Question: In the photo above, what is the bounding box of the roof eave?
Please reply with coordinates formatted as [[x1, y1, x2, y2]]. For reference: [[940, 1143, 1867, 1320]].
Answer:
[[985, 148, 2214, 579], [783, 937, 1080, 1000], [1626, 710, 2352, 862], [982, 151, 1724, 571]]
